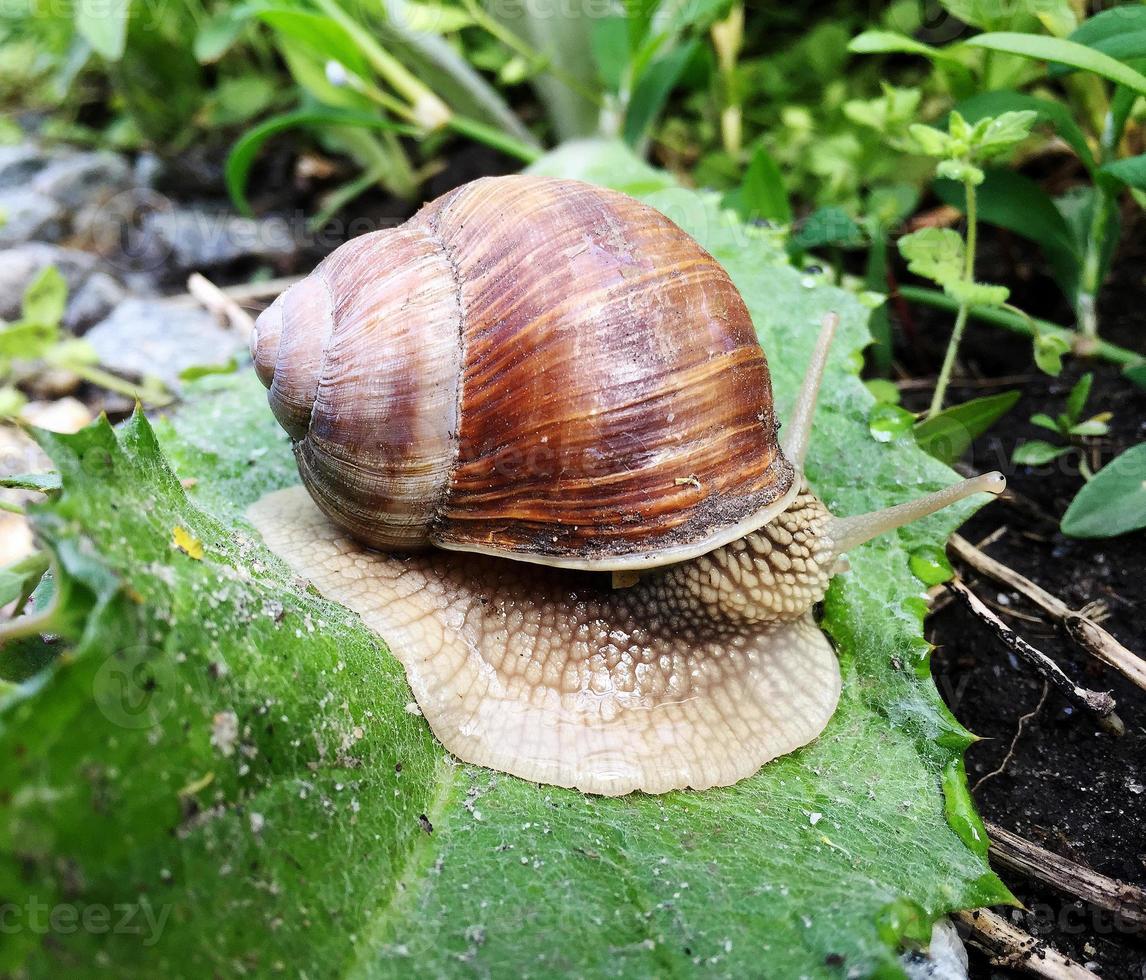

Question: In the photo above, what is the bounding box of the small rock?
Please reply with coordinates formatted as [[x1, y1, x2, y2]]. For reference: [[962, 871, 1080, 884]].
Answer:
[[85, 298, 247, 386], [143, 207, 298, 270], [0, 243, 101, 321], [21, 397, 93, 433], [62, 271, 128, 334], [0, 144, 52, 191], [0, 190, 65, 247], [31, 150, 132, 210]]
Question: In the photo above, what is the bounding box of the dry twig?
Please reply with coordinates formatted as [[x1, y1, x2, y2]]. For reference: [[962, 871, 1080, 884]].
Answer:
[[986, 822, 1146, 928], [187, 273, 257, 338], [948, 580, 1123, 734], [954, 908, 1094, 980], [950, 533, 1146, 692]]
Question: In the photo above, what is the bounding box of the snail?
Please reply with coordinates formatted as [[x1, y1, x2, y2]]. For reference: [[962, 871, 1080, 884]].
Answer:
[[246, 174, 1003, 796]]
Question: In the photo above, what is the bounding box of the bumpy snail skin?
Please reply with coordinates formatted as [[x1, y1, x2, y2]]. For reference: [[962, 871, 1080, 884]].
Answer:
[[247, 486, 841, 796]]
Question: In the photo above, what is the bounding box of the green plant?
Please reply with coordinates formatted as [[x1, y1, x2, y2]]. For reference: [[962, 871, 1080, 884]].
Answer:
[[1062, 442, 1146, 538], [895, 109, 1037, 416], [852, 3, 1146, 341], [0, 268, 169, 421], [1012, 371, 1110, 476]]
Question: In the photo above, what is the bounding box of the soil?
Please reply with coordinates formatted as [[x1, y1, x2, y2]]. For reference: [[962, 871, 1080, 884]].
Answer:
[[893, 222, 1146, 979]]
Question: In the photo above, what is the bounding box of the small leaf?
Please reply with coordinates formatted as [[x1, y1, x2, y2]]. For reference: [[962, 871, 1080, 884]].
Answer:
[[75, 0, 131, 59], [898, 228, 964, 288], [953, 91, 1097, 172], [848, 29, 963, 63], [21, 266, 68, 327], [1065, 372, 1093, 423], [907, 122, 951, 158], [172, 526, 205, 560], [1029, 413, 1060, 432], [788, 206, 866, 252], [1062, 443, 1146, 538], [1068, 419, 1109, 438], [970, 110, 1038, 159], [936, 159, 985, 186], [864, 379, 901, 405], [1034, 332, 1070, 376], [179, 359, 240, 382], [622, 40, 698, 146], [722, 144, 791, 224], [194, 9, 248, 64], [914, 391, 1020, 465], [1012, 440, 1071, 466], [1098, 154, 1146, 191], [1123, 362, 1146, 390]]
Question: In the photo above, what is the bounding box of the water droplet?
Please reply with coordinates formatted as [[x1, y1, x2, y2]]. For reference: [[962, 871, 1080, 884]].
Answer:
[[909, 545, 954, 586], [868, 403, 915, 443]]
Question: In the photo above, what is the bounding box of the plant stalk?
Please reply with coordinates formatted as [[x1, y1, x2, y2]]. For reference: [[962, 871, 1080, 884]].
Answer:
[[928, 175, 977, 418], [897, 286, 1143, 369]]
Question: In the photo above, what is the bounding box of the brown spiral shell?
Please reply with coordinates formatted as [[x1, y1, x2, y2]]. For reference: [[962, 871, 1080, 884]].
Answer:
[[251, 174, 795, 568]]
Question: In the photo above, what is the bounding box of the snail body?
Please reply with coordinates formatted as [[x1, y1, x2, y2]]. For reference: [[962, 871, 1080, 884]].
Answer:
[[248, 175, 1003, 795]]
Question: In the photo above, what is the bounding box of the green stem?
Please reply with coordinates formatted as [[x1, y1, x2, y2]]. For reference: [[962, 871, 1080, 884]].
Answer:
[[447, 116, 542, 164], [898, 286, 1143, 368], [928, 176, 977, 418], [72, 365, 172, 406], [1076, 107, 1121, 340]]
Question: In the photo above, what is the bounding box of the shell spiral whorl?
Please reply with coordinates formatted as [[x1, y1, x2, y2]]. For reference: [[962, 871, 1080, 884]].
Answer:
[[252, 174, 795, 567]]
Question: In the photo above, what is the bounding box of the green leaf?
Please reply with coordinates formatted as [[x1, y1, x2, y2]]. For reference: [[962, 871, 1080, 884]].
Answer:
[[0, 471, 62, 493], [848, 29, 963, 63], [936, 159, 985, 185], [934, 169, 1081, 303], [2, 145, 1009, 977], [1123, 362, 1146, 390], [1012, 439, 1071, 466], [907, 122, 952, 158], [1050, 7, 1146, 76], [722, 143, 791, 224], [1034, 332, 1070, 376], [1099, 154, 1146, 191], [0, 552, 50, 611], [789, 206, 867, 253], [0, 321, 59, 362], [1062, 443, 1146, 538], [914, 391, 1021, 464], [194, 8, 249, 63], [952, 90, 1097, 172], [969, 110, 1038, 159], [898, 227, 965, 288], [1068, 418, 1110, 437], [591, 15, 629, 92], [622, 40, 698, 146], [1029, 413, 1060, 432], [965, 32, 1146, 96], [0, 385, 27, 420], [226, 110, 417, 215], [21, 266, 68, 328], [75, 0, 131, 59], [1065, 371, 1093, 423]]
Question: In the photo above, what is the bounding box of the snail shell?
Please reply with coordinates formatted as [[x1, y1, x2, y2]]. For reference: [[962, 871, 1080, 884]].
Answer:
[[251, 174, 795, 567]]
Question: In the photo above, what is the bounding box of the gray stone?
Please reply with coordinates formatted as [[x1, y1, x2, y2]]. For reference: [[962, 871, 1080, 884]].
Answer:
[[142, 208, 298, 270], [0, 243, 100, 321], [0, 144, 52, 192], [62, 271, 128, 334], [31, 151, 132, 210], [85, 298, 247, 386], [0, 190, 65, 247]]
